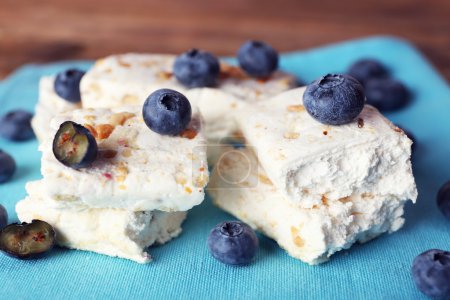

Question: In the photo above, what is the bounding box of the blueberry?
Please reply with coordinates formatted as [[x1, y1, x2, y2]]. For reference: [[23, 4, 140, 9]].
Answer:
[[0, 110, 35, 141], [411, 249, 450, 298], [52, 121, 98, 169], [365, 78, 410, 111], [54, 68, 85, 103], [303, 74, 365, 125], [143, 89, 192, 136], [173, 49, 220, 88], [207, 221, 259, 265], [237, 40, 279, 78], [0, 205, 7, 229], [437, 181, 450, 220], [0, 150, 16, 183], [0, 220, 56, 259], [347, 59, 388, 85]]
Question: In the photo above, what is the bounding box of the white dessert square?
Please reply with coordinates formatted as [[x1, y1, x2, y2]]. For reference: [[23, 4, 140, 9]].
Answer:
[[235, 87, 417, 208], [32, 76, 81, 142], [208, 148, 412, 265], [40, 105, 208, 212], [80, 53, 297, 140], [16, 182, 186, 263]]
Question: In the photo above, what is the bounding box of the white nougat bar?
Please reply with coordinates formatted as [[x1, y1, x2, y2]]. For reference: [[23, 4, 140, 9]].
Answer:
[[208, 148, 411, 265]]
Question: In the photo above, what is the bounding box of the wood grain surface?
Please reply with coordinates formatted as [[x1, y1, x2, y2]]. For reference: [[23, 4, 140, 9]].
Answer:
[[0, 0, 449, 80]]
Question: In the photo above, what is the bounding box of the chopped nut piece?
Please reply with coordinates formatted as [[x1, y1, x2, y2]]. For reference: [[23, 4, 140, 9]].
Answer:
[[283, 132, 300, 139], [361, 192, 374, 199], [109, 112, 136, 126], [121, 148, 132, 157], [96, 124, 115, 140], [321, 195, 328, 206], [84, 115, 97, 122], [99, 149, 117, 159], [117, 57, 131, 68], [194, 174, 209, 188], [115, 162, 129, 182], [287, 104, 306, 112], [185, 187, 193, 194], [290, 227, 305, 247], [257, 77, 270, 84], [122, 94, 139, 105], [338, 196, 352, 203], [219, 64, 247, 80], [140, 60, 156, 68], [180, 128, 198, 139], [116, 176, 126, 182], [258, 174, 272, 185], [157, 71, 173, 80]]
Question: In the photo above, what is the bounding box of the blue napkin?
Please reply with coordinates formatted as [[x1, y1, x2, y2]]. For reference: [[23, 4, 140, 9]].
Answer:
[[0, 36, 449, 300]]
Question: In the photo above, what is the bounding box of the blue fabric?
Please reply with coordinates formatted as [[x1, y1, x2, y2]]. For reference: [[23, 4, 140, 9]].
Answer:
[[0, 36, 449, 300]]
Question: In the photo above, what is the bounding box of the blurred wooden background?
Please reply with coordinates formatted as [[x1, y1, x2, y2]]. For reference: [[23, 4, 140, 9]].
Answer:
[[0, 0, 449, 80]]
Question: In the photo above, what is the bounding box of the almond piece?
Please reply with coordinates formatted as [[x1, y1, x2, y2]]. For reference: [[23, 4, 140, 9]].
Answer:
[[109, 112, 136, 126], [96, 124, 115, 140]]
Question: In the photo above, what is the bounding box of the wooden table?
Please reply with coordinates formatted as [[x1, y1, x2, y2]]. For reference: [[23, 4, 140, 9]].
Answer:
[[0, 0, 449, 80]]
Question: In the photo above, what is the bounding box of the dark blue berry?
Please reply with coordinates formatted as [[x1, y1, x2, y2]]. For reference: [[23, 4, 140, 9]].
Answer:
[[0, 110, 35, 141], [303, 74, 365, 125], [365, 78, 410, 111], [0, 205, 7, 229], [237, 40, 279, 78], [207, 221, 259, 265], [54, 69, 85, 103], [173, 49, 220, 88], [411, 249, 450, 298], [143, 89, 192, 136], [52, 121, 98, 169], [437, 181, 450, 220], [347, 59, 388, 85], [0, 150, 16, 183], [0, 220, 56, 259]]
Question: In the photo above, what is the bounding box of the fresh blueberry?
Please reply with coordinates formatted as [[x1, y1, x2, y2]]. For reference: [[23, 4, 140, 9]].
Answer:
[[365, 78, 410, 111], [0, 220, 56, 259], [143, 89, 192, 136], [411, 249, 450, 298], [173, 49, 220, 88], [54, 68, 85, 103], [0, 205, 7, 229], [0, 110, 35, 141], [437, 181, 450, 220], [237, 40, 279, 78], [303, 74, 365, 125], [207, 221, 259, 265], [347, 59, 388, 85], [0, 150, 16, 183], [52, 121, 98, 169]]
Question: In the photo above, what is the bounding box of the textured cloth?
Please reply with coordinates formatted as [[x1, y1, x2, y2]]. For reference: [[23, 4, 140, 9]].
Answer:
[[0, 36, 449, 300]]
